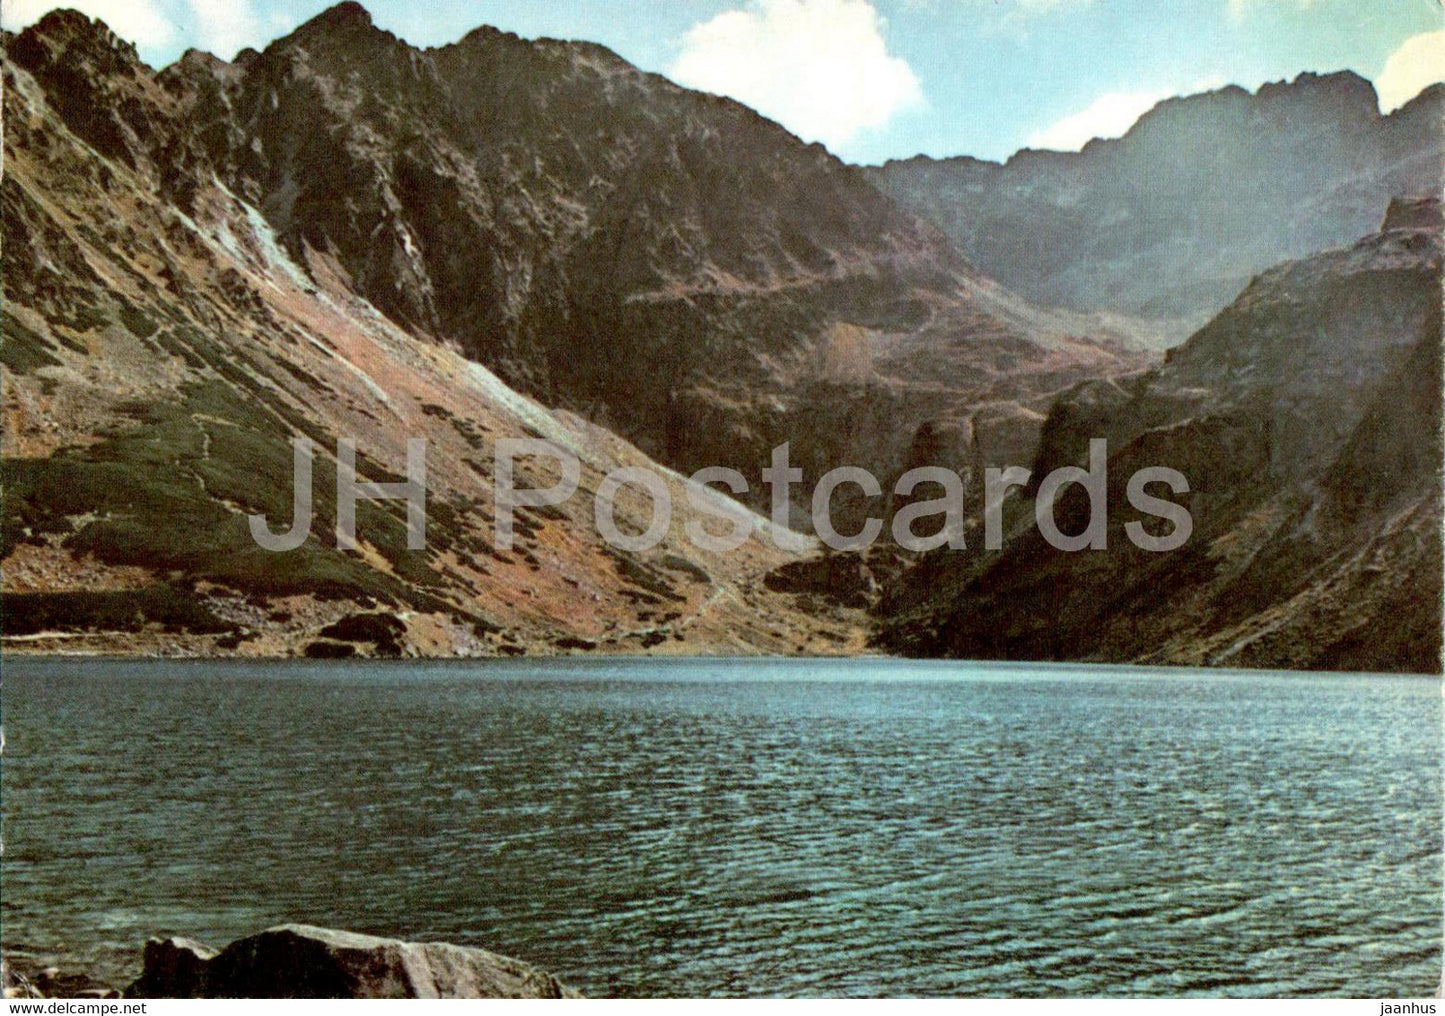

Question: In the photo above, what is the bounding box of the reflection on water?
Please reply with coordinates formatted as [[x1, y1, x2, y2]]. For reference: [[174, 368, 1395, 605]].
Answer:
[[2, 657, 1439, 997]]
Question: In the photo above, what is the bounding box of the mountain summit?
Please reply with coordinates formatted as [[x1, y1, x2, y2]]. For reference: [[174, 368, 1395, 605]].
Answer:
[[867, 73, 1443, 335]]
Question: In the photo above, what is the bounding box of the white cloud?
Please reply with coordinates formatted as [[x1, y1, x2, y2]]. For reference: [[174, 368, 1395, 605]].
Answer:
[[0, 0, 179, 52], [669, 0, 923, 153], [904, 0, 1091, 11], [1026, 89, 1170, 151], [1375, 30, 1445, 113], [182, 0, 264, 58], [1226, 0, 1320, 21]]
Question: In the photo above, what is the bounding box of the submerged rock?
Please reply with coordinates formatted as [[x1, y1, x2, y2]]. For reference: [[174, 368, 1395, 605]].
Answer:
[[127, 925, 580, 999]]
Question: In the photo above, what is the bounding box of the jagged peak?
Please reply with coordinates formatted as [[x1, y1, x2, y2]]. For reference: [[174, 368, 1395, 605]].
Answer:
[[156, 45, 244, 93], [442, 20, 636, 77], [868, 152, 1003, 172], [895, 69, 1384, 169], [1254, 69, 1379, 112], [1125, 70, 1379, 143], [173, 47, 232, 71], [8, 7, 155, 84], [298, 1, 374, 32], [451, 23, 522, 49], [14, 7, 144, 65], [268, 0, 390, 54], [26, 7, 110, 39]]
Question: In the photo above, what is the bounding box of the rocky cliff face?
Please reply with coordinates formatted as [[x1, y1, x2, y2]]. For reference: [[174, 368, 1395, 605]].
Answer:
[[876, 200, 1443, 674], [1, 8, 889, 658], [866, 73, 1443, 336], [6, 3, 1141, 519]]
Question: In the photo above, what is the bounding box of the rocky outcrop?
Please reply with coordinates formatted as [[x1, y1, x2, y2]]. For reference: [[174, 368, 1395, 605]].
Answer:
[[127, 925, 580, 999], [877, 201, 1444, 673], [867, 74, 1444, 334], [2, 959, 43, 999]]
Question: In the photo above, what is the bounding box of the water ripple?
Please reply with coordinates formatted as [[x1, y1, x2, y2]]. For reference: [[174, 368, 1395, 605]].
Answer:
[[2, 658, 1439, 997]]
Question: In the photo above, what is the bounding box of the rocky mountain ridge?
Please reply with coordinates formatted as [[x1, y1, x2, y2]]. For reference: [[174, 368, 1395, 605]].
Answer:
[[7, 3, 1144, 520], [4, 924, 579, 999], [2, 5, 1439, 672], [866, 72, 1443, 336], [1, 7, 886, 658], [876, 199, 1443, 673]]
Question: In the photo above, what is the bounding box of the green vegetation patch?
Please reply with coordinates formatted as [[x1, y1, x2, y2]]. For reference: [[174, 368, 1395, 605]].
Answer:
[[2, 315, 62, 375], [2, 369, 450, 612], [118, 304, 159, 339], [2, 586, 231, 635]]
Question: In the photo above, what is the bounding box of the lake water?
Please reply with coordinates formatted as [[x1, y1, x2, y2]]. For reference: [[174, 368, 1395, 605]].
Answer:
[[1, 657, 1439, 997]]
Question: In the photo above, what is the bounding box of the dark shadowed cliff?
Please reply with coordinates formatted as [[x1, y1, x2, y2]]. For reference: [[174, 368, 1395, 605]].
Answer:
[[1, 6, 892, 657], [876, 200, 1443, 674]]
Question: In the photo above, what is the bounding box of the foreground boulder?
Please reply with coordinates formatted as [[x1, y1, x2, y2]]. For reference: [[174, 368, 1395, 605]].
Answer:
[[127, 925, 579, 999]]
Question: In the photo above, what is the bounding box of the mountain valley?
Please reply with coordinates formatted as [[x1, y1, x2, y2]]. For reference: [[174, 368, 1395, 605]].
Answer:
[[2, 4, 1440, 672]]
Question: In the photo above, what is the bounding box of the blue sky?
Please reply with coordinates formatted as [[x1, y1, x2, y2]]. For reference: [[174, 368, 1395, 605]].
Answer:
[[4, 0, 1442, 163]]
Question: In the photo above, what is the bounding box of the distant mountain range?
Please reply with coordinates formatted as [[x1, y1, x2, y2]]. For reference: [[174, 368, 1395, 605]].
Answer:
[[2, 4, 1440, 671], [866, 73, 1442, 336]]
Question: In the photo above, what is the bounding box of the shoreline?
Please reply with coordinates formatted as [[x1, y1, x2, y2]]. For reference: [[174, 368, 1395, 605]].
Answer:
[[2, 646, 1439, 678]]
